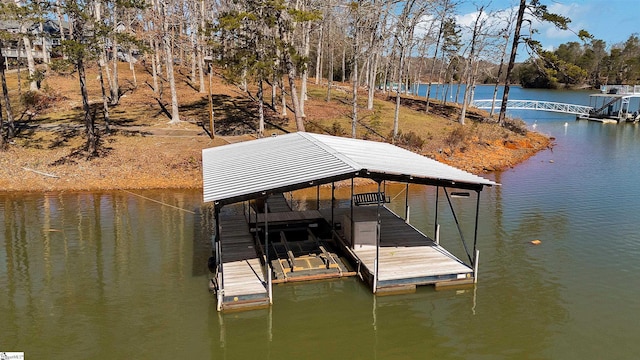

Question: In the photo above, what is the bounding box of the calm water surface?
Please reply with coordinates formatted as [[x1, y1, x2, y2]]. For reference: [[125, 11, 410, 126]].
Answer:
[[2, 87, 640, 359]]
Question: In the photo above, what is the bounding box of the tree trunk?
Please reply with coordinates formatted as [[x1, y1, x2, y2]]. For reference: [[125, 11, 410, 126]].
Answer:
[[0, 49, 4, 148], [190, 31, 197, 83], [315, 22, 323, 85], [351, 18, 358, 139], [39, 22, 50, 65], [499, 0, 526, 126], [56, 0, 66, 44], [0, 102, 4, 149], [110, 8, 120, 105], [129, 49, 137, 88], [393, 49, 404, 140], [425, 8, 446, 113], [78, 57, 97, 155], [491, 40, 508, 115], [0, 44, 14, 139], [326, 38, 333, 102], [151, 38, 159, 93], [163, 1, 180, 123], [367, 53, 379, 110], [281, 81, 287, 117], [198, 0, 206, 93], [277, 10, 304, 131], [98, 60, 111, 132], [352, 58, 358, 138], [341, 46, 346, 83], [22, 36, 38, 91], [299, 18, 311, 117], [258, 78, 264, 137]]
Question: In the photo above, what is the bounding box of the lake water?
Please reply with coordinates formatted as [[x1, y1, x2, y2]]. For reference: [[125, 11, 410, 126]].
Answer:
[[2, 86, 640, 359]]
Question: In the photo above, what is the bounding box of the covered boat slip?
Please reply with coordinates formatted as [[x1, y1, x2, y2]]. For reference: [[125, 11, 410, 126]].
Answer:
[[249, 194, 356, 284], [323, 206, 474, 293], [578, 85, 640, 123], [211, 213, 269, 311], [202, 132, 497, 311]]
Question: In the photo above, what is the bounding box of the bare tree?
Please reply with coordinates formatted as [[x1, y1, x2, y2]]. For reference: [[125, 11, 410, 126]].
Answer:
[[161, 0, 180, 124], [459, 5, 487, 125], [498, 0, 572, 125]]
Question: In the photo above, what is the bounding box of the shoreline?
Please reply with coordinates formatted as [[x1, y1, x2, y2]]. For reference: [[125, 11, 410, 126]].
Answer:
[[0, 129, 551, 194], [0, 64, 551, 194]]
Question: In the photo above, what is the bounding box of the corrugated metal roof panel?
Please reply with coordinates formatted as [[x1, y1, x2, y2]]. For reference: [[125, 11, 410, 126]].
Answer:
[[203, 133, 357, 203], [306, 133, 495, 186], [202, 132, 497, 204]]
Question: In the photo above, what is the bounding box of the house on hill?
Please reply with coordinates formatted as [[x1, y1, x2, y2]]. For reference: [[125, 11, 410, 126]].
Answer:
[[0, 19, 68, 62]]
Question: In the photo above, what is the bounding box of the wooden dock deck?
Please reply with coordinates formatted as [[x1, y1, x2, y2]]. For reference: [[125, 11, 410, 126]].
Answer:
[[322, 207, 474, 293], [214, 214, 269, 311]]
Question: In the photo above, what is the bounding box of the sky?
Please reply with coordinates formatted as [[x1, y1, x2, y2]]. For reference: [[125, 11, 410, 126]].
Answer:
[[456, 0, 639, 59]]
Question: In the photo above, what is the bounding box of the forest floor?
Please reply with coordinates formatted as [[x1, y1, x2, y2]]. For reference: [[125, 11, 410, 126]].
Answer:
[[0, 61, 551, 192]]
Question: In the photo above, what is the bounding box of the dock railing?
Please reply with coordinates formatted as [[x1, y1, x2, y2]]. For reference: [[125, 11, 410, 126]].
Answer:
[[600, 85, 640, 95]]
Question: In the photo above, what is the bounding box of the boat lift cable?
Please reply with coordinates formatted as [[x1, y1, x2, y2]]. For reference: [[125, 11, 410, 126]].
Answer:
[[122, 190, 196, 214], [390, 186, 406, 201], [443, 188, 473, 265]]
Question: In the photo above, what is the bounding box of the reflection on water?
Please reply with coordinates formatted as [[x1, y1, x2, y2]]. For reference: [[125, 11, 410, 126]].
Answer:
[[1, 191, 214, 358], [2, 111, 640, 358]]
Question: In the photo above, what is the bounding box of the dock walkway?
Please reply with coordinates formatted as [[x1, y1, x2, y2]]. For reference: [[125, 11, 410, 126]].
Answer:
[[323, 207, 473, 293], [215, 214, 269, 311]]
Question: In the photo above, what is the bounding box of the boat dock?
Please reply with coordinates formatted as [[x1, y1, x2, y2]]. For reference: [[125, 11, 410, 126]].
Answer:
[[249, 194, 356, 284], [211, 213, 269, 311], [578, 85, 640, 123], [322, 206, 474, 294], [213, 204, 474, 310], [202, 132, 497, 312]]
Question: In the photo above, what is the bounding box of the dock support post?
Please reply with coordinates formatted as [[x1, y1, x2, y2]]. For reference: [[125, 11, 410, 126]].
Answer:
[[373, 259, 378, 294], [435, 224, 440, 245], [374, 181, 381, 294], [331, 182, 335, 228], [350, 178, 354, 248], [214, 205, 224, 311], [405, 183, 410, 223], [265, 201, 272, 304], [434, 186, 439, 239], [473, 249, 480, 284], [472, 190, 481, 264]]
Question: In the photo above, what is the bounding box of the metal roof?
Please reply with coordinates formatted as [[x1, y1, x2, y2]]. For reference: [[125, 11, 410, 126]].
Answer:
[[203, 132, 498, 205]]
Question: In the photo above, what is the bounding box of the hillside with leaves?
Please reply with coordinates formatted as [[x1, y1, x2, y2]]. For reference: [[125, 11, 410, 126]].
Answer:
[[0, 61, 549, 192]]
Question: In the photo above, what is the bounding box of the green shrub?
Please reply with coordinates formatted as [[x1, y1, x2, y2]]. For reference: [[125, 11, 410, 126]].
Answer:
[[395, 130, 425, 150], [330, 120, 346, 136]]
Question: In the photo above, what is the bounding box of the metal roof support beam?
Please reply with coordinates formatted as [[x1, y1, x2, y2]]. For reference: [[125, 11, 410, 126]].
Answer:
[[404, 183, 410, 223], [213, 172, 359, 207], [365, 172, 485, 192], [214, 205, 223, 311], [350, 178, 354, 249], [472, 190, 481, 266], [264, 200, 272, 304], [331, 182, 336, 230], [373, 180, 382, 294], [443, 187, 473, 266], [434, 186, 440, 240]]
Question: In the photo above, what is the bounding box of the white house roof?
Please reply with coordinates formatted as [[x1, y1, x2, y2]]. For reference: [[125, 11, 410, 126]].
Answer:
[[202, 132, 497, 205]]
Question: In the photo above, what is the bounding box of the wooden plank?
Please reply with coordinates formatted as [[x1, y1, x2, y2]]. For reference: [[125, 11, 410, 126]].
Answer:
[[254, 210, 323, 224], [217, 214, 268, 307], [320, 207, 473, 290], [280, 231, 304, 271], [266, 193, 292, 213]]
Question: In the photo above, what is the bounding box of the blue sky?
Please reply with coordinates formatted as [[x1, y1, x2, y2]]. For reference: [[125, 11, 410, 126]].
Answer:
[[457, 0, 638, 55]]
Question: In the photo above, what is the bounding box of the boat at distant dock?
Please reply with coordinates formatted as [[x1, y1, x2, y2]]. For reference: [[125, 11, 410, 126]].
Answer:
[[577, 85, 640, 124]]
